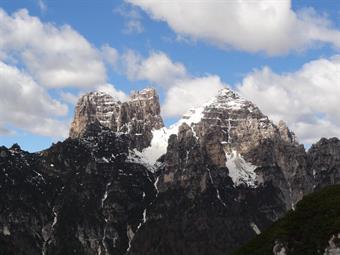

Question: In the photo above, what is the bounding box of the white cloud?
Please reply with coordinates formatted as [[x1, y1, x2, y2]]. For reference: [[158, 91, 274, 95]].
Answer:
[[127, 0, 340, 55], [115, 4, 144, 34], [0, 61, 68, 138], [122, 50, 187, 86], [59, 84, 128, 109], [59, 91, 80, 105], [101, 44, 119, 68], [0, 125, 14, 136], [120, 50, 225, 117], [96, 84, 129, 102], [237, 55, 340, 144], [0, 9, 127, 139], [124, 19, 144, 34], [120, 50, 340, 144], [0, 8, 106, 88], [162, 76, 225, 117]]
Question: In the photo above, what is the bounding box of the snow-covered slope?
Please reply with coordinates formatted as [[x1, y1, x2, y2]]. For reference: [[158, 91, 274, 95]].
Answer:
[[226, 150, 258, 187], [140, 106, 206, 164], [140, 87, 264, 186]]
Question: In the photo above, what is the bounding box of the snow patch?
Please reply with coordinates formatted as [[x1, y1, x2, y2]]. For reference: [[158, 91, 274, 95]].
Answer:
[[127, 149, 163, 173], [101, 157, 109, 163], [51, 207, 58, 229], [126, 225, 134, 252], [143, 209, 147, 223], [250, 222, 261, 235], [101, 182, 111, 208], [209, 88, 253, 112], [140, 128, 171, 164], [3, 225, 10, 236], [154, 176, 160, 194], [141, 106, 205, 164], [225, 150, 258, 187]]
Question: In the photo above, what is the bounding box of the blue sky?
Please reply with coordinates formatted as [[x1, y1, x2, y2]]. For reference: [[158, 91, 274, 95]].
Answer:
[[0, 0, 339, 152]]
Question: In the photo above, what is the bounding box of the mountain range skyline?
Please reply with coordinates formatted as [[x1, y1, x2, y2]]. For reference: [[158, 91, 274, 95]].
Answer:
[[0, 0, 339, 152]]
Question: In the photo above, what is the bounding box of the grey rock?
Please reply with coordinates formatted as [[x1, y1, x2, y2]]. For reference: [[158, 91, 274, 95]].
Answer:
[[69, 88, 164, 151], [324, 233, 340, 255], [308, 137, 340, 190]]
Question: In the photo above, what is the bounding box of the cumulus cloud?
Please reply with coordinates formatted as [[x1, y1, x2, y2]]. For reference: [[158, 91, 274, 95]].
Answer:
[[127, 0, 340, 55], [101, 44, 119, 68], [237, 55, 340, 144], [0, 8, 106, 87], [122, 50, 187, 86], [0, 8, 128, 139], [59, 91, 80, 105], [0, 125, 14, 136], [96, 84, 129, 102], [59, 84, 128, 109], [0, 61, 69, 138], [121, 50, 225, 117], [115, 4, 144, 34], [162, 76, 225, 117]]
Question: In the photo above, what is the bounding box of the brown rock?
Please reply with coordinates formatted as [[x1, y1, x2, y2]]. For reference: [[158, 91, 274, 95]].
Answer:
[[69, 88, 164, 150]]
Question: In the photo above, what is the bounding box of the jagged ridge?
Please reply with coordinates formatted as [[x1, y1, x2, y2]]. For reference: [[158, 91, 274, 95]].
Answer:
[[1, 86, 340, 255]]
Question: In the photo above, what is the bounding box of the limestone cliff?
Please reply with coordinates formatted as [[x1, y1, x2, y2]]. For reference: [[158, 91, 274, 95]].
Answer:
[[69, 88, 164, 151]]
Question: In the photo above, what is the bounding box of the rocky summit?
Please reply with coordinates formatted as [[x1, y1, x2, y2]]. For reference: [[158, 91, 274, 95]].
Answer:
[[1, 87, 340, 255], [69, 88, 164, 151]]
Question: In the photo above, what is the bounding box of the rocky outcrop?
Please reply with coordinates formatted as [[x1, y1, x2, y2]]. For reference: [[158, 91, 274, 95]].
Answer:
[[272, 241, 287, 255], [195, 89, 312, 208], [0, 127, 156, 255], [69, 88, 164, 151], [127, 88, 339, 255], [128, 89, 299, 254], [159, 123, 207, 197], [308, 137, 340, 190], [149, 88, 312, 209], [232, 185, 340, 255], [324, 233, 340, 255]]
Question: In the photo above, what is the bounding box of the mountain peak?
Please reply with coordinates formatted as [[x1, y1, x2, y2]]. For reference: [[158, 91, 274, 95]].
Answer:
[[69, 87, 163, 150], [130, 87, 157, 100], [2, 86, 340, 255]]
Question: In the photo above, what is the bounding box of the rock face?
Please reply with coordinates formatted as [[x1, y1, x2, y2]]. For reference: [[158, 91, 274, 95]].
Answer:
[[0, 126, 156, 255], [125, 88, 313, 254], [127, 88, 339, 255], [1, 86, 340, 255], [148, 88, 312, 209], [308, 137, 340, 190], [233, 185, 340, 255], [194, 89, 311, 208], [69, 88, 164, 151], [324, 233, 340, 255]]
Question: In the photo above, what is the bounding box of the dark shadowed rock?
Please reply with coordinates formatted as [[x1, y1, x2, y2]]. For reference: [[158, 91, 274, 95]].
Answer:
[[308, 137, 340, 190], [0, 129, 156, 255]]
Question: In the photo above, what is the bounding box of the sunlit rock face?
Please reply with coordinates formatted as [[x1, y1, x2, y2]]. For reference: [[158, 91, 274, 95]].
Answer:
[[151, 88, 312, 209], [69, 88, 164, 151]]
